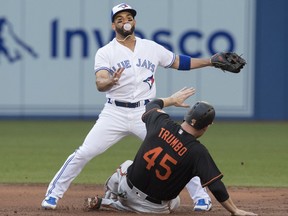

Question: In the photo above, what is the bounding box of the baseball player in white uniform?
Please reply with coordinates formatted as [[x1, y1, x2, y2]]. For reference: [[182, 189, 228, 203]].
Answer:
[[42, 3, 216, 211]]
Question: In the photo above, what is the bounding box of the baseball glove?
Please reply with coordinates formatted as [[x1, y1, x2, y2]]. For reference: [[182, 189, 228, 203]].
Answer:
[[210, 52, 246, 73]]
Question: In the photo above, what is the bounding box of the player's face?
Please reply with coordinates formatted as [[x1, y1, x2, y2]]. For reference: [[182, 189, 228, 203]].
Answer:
[[113, 12, 135, 37]]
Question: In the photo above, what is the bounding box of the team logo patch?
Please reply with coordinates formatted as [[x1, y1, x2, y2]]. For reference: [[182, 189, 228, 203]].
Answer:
[[143, 75, 154, 89], [118, 3, 129, 9]]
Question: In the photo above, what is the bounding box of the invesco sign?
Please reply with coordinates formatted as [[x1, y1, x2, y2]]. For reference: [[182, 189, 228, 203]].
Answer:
[[51, 19, 235, 58], [151, 30, 233, 57]]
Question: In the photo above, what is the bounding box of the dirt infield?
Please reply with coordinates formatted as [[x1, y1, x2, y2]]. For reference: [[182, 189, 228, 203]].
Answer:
[[1, 184, 287, 216]]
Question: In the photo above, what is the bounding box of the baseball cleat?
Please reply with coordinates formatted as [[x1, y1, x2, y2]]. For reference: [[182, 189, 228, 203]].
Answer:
[[41, 196, 58, 210], [84, 196, 102, 211], [193, 198, 212, 211]]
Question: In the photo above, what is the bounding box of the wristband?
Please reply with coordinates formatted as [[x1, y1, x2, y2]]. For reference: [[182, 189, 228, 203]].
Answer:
[[178, 55, 191, 70]]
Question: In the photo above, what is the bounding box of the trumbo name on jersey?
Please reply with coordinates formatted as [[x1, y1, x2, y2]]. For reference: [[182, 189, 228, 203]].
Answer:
[[158, 127, 187, 156]]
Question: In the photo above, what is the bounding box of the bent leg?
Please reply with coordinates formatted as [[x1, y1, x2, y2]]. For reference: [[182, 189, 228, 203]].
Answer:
[[186, 176, 212, 211], [186, 177, 211, 203]]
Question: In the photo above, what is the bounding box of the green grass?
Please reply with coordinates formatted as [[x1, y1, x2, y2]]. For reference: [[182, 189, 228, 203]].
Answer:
[[0, 120, 287, 187], [200, 122, 288, 187]]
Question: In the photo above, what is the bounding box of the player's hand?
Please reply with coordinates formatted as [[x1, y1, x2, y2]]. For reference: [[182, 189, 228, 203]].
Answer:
[[170, 87, 196, 108], [112, 67, 125, 85], [231, 209, 258, 216]]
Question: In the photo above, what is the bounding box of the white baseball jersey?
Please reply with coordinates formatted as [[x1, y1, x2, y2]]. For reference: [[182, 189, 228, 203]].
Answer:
[[94, 37, 176, 102]]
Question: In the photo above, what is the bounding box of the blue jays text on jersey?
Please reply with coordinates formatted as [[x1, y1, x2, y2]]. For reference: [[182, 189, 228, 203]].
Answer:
[[111, 58, 155, 73]]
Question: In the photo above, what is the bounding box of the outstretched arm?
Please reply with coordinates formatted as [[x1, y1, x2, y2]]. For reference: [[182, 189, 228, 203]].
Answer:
[[170, 55, 212, 70], [208, 180, 257, 216], [160, 87, 196, 108], [145, 87, 196, 113], [170, 53, 246, 73]]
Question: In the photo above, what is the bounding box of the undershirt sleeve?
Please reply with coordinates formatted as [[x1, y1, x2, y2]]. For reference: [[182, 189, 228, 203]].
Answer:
[[145, 99, 163, 111], [208, 179, 229, 203]]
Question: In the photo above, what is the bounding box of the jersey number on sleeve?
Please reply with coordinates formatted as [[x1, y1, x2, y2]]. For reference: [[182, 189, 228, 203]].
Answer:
[[143, 147, 177, 180]]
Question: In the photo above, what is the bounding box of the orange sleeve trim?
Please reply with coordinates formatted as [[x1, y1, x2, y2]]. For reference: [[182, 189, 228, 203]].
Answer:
[[202, 173, 223, 187]]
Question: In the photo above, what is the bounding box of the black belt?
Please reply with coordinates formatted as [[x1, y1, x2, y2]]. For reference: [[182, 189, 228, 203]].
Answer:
[[126, 177, 162, 204], [108, 99, 150, 108]]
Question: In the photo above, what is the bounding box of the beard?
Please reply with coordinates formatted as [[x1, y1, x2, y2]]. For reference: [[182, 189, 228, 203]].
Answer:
[[115, 25, 135, 38]]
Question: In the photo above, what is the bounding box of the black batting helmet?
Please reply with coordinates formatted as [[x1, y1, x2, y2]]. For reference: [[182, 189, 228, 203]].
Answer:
[[184, 101, 215, 130]]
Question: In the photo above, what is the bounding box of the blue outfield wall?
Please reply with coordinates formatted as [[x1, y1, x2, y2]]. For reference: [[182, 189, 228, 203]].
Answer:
[[254, 0, 288, 120]]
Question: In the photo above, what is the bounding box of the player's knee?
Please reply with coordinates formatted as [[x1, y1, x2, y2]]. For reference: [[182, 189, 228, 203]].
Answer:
[[169, 196, 181, 212]]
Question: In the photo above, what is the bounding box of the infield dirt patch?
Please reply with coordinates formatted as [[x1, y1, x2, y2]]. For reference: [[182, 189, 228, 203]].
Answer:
[[1, 184, 287, 216]]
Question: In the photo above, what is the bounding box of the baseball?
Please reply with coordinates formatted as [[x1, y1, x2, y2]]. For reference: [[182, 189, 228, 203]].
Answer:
[[124, 23, 132, 31]]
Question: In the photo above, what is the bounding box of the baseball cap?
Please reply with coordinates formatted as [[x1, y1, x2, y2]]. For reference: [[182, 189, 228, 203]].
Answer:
[[111, 3, 137, 22]]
